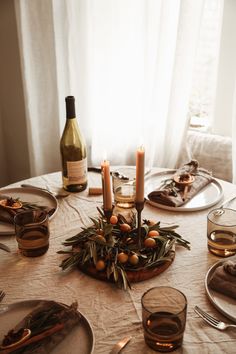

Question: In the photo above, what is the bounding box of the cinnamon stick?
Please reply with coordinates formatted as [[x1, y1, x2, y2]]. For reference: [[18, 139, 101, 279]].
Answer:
[[0, 323, 64, 354], [88, 187, 103, 195]]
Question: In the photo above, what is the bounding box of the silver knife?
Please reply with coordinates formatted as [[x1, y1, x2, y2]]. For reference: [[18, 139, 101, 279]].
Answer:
[[0, 243, 11, 252], [110, 336, 132, 354], [21, 184, 69, 198], [21, 184, 50, 193]]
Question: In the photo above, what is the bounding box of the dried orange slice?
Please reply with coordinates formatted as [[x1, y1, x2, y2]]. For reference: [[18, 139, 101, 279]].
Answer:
[[0, 198, 23, 209]]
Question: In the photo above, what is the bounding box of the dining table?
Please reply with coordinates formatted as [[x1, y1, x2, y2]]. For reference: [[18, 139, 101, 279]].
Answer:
[[0, 167, 236, 354]]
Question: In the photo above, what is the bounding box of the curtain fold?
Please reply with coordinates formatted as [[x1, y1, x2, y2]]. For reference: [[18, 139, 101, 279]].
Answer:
[[15, 0, 62, 177], [14, 0, 205, 177], [232, 83, 236, 184], [210, 0, 236, 183]]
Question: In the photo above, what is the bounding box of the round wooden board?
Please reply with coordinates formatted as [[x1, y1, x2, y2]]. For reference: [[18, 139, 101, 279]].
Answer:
[[77, 249, 175, 284]]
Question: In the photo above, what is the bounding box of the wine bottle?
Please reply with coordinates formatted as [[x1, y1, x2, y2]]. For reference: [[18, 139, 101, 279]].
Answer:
[[60, 96, 87, 192]]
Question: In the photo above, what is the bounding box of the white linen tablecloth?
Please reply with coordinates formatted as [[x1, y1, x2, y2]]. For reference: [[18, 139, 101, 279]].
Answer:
[[1, 168, 236, 354]]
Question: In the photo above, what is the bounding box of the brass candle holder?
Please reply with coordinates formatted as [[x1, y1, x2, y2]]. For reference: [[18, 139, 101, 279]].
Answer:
[[103, 206, 114, 222], [135, 199, 145, 249]]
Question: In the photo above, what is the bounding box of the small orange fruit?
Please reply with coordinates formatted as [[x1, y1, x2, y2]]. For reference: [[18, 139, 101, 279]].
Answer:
[[129, 254, 139, 265], [110, 215, 118, 224], [117, 252, 129, 264], [96, 235, 106, 243], [96, 259, 106, 271], [148, 230, 160, 237], [96, 229, 104, 236], [144, 237, 156, 248], [120, 223, 131, 232]]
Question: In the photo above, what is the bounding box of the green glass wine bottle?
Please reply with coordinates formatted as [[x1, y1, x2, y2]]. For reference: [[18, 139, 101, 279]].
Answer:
[[60, 96, 87, 192]]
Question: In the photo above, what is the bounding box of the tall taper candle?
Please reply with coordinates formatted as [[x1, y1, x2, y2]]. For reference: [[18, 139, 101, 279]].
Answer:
[[101, 160, 113, 210], [135, 146, 145, 203]]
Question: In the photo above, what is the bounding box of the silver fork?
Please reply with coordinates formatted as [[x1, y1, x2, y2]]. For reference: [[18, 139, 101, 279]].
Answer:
[[0, 290, 5, 303], [213, 195, 236, 216], [110, 336, 132, 354], [194, 306, 236, 330]]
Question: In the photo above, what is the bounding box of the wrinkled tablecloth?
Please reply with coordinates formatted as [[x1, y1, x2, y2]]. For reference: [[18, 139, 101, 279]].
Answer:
[[1, 168, 236, 354]]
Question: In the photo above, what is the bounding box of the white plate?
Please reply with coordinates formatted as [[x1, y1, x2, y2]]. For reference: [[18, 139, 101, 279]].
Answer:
[[145, 170, 223, 212], [0, 300, 94, 354], [205, 257, 236, 323], [0, 187, 58, 235]]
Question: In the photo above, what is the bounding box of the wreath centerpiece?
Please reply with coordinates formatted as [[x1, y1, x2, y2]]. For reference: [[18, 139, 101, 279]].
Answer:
[[58, 208, 190, 290]]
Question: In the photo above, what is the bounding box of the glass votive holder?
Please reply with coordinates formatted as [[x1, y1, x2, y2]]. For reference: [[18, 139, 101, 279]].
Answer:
[[14, 210, 50, 257], [207, 208, 236, 257], [141, 286, 187, 352]]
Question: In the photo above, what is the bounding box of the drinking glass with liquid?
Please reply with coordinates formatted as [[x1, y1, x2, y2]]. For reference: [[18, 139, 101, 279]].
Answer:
[[14, 210, 50, 257], [141, 287, 187, 352], [112, 167, 136, 209], [207, 208, 236, 257]]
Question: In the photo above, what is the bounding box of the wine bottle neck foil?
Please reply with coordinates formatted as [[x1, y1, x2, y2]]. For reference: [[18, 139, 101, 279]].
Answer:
[[65, 96, 76, 119]]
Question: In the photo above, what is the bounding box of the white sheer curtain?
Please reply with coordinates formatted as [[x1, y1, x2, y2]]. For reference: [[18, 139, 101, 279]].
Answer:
[[210, 0, 236, 183], [14, 0, 205, 177], [233, 86, 236, 183]]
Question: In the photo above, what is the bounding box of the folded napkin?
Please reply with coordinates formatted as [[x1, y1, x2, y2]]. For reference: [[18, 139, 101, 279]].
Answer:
[[0, 205, 22, 225], [208, 260, 236, 299], [0, 301, 81, 354], [148, 160, 213, 207], [0, 200, 55, 225]]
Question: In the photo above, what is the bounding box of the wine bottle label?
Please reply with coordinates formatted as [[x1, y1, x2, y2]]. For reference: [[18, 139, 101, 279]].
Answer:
[[67, 158, 87, 184]]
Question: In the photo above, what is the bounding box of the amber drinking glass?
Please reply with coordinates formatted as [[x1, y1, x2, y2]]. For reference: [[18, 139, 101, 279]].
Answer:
[[14, 210, 50, 257], [141, 287, 187, 352], [207, 208, 236, 257]]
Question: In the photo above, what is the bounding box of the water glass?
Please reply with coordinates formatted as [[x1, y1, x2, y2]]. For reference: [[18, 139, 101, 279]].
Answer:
[[14, 210, 50, 257], [141, 287, 187, 352], [207, 208, 236, 257], [112, 167, 136, 208]]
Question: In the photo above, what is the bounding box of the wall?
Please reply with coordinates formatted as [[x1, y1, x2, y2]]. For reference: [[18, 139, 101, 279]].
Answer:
[[0, 109, 7, 185]]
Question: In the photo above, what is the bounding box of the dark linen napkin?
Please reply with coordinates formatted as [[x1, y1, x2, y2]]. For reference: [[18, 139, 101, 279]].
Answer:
[[0, 203, 55, 225], [0, 301, 81, 354], [208, 260, 236, 299], [148, 160, 213, 207]]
